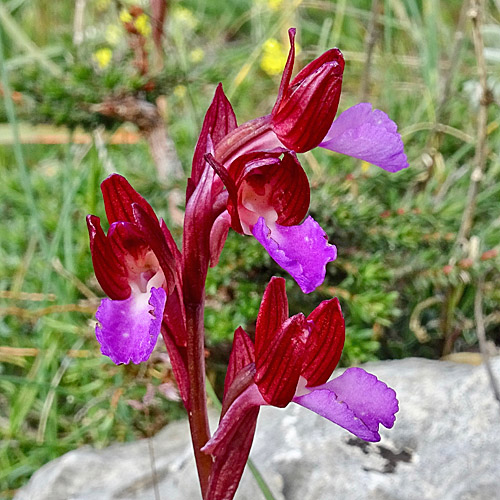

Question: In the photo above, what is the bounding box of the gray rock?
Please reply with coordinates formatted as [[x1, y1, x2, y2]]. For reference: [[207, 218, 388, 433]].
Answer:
[[15, 358, 500, 500]]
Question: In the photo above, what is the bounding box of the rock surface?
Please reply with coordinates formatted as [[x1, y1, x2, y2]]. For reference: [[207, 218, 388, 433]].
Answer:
[[16, 358, 500, 500]]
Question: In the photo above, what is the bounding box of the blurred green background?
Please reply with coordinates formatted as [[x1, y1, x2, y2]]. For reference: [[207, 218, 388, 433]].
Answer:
[[1, 0, 499, 496]]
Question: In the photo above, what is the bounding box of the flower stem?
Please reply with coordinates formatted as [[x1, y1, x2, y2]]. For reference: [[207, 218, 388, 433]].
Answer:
[[186, 300, 212, 498]]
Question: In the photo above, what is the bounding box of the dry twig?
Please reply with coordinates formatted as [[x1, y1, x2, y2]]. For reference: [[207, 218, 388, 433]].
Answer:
[[92, 96, 183, 181], [457, 0, 493, 243], [360, 0, 381, 102]]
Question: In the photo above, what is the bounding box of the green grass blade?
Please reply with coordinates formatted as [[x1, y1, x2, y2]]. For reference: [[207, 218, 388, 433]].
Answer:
[[0, 27, 50, 258]]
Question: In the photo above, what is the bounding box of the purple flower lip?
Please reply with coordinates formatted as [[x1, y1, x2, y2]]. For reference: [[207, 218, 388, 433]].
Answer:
[[293, 367, 399, 442], [95, 286, 167, 365], [320, 103, 409, 172], [252, 216, 337, 294]]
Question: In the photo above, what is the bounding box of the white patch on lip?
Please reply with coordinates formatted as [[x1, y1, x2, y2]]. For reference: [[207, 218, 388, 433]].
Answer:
[[239, 180, 278, 234], [294, 375, 312, 398]]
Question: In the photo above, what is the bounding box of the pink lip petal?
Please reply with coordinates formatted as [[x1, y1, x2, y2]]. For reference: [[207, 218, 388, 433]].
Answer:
[[320, 103, 408, 173], [252, 216, 337, 293], [95, 286, 167, 365], [294, 367, 399, 442]]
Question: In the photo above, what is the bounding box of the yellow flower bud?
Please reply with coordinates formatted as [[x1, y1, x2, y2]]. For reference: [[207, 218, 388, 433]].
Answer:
[[93, 47, 112, 69], [119, 9, 132, 24], [189, 48, 205, 64], [134, 14, 151, 37]]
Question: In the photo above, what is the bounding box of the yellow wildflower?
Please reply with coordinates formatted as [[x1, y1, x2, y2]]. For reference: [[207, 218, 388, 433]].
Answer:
[[268, 0, 283, 10], [189, 48, 205, 64], [173, 85, 187, 98], [172, 6, 198, 29], [134, 13, 151, 37], [105, 24, 122, 46], [260, 38, 287, 76], [93, 47, 112, 69], [119, 9, 132, 24]]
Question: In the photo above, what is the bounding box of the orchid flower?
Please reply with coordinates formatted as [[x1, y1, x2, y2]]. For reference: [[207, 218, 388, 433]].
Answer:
[[206, 149, 337, 293], [216, 28, 408, 173], [186, 84, 336, 295], [202, 278, 398, 496], [205, 29, 407, 294], [87, 174, 179, 365], [270, 29, 409, 172]]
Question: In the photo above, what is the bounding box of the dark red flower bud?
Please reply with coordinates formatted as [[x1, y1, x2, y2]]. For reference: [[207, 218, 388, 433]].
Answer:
[[271, 28, 345, 152]]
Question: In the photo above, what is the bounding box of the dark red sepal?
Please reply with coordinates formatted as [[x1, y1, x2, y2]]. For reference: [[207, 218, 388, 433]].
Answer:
[[271, 34, 345, 152], [86, 215, 130, 300], [254, 277, 288, 362], [209, 211, 231, 267], [101, 173, 158, 225], [268, 151, 310, 226], [292, 47, 345, 86], [225, 150, 310, 229], [107, 221, 149, 267], [189, 84, 237, 199], [205, 406, 259, 500], [182, 163, 215, 304], [301, 297, 345, 387], [204, 153, 243, 234], [271, 28, 296, 115], [255, 313, 308, 407], [222, 362, 256, 418], [224, 327, 255, 399]]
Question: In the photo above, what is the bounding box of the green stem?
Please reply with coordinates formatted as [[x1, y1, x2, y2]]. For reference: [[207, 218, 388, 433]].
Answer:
[[246, 460, 276, 500], [0, 3, 62, 76]]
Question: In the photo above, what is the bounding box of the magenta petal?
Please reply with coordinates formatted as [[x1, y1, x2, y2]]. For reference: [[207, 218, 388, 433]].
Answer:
[[95, 287, 167, 365], [293, 367, 399, 442], [252, 216, 337, 294], [319, 103, 408, 173]]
